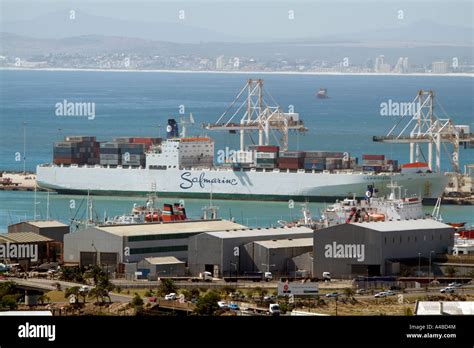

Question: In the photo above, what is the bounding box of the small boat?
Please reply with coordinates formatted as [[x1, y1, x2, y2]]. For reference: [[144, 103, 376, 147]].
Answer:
[[104, 194, 187, 225], [316, 88, 328, 99]]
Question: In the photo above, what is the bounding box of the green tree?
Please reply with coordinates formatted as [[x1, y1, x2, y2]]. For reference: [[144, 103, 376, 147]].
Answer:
[[180, 289, 192, 301], [343, 287, 355, 299], [144, 289, 154, 297], [157, 279, 177, 297], [221, 285, 236, 299], [0, 294, 19, 310], [38, 294, 50, 305], [255, 287, 268, 304], [130, 293, 143, 311], [0, 281, 16, 298], [64, 286, 81, 302], [194, 290, 221, 316], [445, 266, 457, 278]]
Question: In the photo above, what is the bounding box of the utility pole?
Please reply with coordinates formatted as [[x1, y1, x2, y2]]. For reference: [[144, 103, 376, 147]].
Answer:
[[23, 122, 27, 174], [418, 253, 421, 277]]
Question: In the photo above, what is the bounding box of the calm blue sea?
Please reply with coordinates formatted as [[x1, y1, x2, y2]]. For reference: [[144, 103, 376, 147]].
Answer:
[[0, 70, 473, 231]]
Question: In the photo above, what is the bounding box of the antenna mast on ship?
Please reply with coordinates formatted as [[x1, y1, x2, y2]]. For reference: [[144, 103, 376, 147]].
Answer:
[[203, 79, 307, 151]]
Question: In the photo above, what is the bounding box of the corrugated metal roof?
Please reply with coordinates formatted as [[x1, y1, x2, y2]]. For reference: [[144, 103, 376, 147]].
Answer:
[[349, 219, 453, 232], [23, 220, 68, 228], [416, 301, 474, 315], [205, 226, 314, 239], [144, 256, 185, 265], [96, 219, 245, 237], [0, 232, 53, 243], [252, 238, 313, 249]]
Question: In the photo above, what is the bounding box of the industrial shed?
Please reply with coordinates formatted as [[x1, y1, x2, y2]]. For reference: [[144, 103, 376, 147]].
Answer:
[[137, 256, 186, 279], [188, 226, 313, 277], [241, 238, 313, 276], [313, 219, 454, 279], [63, 219, 244, 267], [8, 220, 69, 242]]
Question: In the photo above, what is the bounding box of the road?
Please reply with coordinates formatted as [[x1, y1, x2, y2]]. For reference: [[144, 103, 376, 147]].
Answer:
[[0, 277, 132, 303]]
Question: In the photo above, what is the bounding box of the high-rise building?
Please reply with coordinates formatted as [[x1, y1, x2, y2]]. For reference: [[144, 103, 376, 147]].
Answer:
[[402, 57, 409, 73], [432, 61, 448, 74], [375, 55, 391, 73], [216, 55, 225, 70], [394, 57, 409, 73]]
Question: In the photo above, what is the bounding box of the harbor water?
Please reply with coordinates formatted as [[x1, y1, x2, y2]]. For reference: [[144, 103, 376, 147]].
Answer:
[[0, 70, 473, 231]]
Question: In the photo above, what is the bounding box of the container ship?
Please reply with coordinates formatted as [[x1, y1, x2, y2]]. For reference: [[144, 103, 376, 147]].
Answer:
[[36, 79, 449, 202]]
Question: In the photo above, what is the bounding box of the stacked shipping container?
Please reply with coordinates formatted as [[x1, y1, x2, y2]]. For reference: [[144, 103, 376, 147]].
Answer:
[[53, 136, 99, 165], [253, 146, 279, 169], [53, 135, 161, 166], [362, 154, 398, 172], [278, 151, 304, 169]]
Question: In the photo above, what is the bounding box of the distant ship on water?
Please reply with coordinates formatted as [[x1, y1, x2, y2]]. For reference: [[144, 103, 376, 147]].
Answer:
[[316, 88, 328, 99]]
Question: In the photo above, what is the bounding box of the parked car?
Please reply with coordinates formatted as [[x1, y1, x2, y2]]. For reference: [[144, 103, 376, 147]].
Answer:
[[228, 303, 240, 311], [263, 295, 277, 303], [217, 301, 228, 309], [165, 293, 177, 300], [269, 303, 280, 316], [448, 282, 462, 288], [385, 290, 396, 296], [374, 292, 388, 298], [440, 287, 455, 294], [325, 292, 339, 298], [356, 289, 366, 295], [79, 285, 92, 293]]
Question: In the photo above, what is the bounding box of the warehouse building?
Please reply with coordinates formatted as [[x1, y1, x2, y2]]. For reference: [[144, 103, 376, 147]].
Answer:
[[136, 256, 186, 279], [188, 226, 313, 277], [0, 232, 59, 268], [8, 220, 69, 242], [64, 219, 244, 267], [241, 238, 313, 276], [313, 219, 454, 279]]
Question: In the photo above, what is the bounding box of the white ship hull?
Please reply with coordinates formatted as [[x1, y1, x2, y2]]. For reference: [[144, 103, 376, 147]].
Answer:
[[36, 165, 448, 202]]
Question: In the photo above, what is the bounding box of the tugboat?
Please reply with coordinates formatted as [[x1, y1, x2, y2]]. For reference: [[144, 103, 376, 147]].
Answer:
[[316, 88, 328, 99], [104, 193, 187, 225]]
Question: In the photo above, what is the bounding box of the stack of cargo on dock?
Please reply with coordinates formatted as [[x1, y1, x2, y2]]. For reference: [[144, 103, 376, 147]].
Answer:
[[53, 136, 99, 165]]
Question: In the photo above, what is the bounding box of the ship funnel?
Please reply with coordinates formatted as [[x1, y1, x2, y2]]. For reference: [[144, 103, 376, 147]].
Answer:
[[166, 119, 179, 138]]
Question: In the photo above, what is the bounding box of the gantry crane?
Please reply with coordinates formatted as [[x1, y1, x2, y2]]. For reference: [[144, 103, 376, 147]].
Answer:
[[203, 79, 307, 151]]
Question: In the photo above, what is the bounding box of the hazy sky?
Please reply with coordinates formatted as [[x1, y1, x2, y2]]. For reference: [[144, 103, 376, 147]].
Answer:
[[1, 0, 472, 41]]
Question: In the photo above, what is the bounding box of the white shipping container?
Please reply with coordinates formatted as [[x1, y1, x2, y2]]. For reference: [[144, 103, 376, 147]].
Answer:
[[256, 152, 277, 159], [232, 150, 254, 163], [455, 125, 470, 135]]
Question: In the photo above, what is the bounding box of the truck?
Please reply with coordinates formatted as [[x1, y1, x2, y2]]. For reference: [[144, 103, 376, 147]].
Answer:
[[322, 272, 331, 281], [223, 271, 272, 283]]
